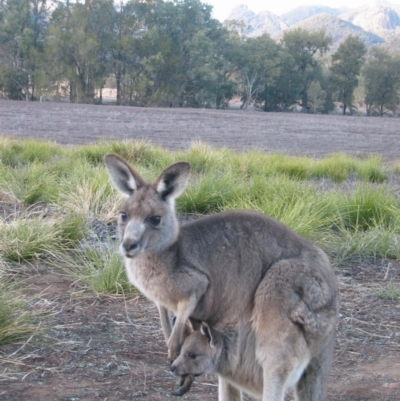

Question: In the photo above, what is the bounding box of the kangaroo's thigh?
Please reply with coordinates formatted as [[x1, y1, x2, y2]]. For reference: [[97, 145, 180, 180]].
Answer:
[[218, 376, 242, 401], [295, 332, 335, 401], [254, 316, 309, 401], [253, 262, 311, 401]]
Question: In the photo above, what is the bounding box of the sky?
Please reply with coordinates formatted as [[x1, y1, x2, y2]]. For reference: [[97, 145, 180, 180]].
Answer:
[[206, 0, 400, 21]]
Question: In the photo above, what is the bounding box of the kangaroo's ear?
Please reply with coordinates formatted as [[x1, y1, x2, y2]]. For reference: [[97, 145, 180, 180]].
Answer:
[[104, 154, 146, 197], [200, 322, 216, 348], [154, 162, 190, 201]]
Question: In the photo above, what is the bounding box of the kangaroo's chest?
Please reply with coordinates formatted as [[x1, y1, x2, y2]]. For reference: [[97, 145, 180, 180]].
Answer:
[[124, 256, 178, 311]]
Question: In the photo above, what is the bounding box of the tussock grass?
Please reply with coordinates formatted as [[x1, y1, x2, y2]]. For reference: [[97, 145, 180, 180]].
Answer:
[[0, 137, 62, 167], [175, 142, 230, 174], [59, 169, 121, 222], [326, 225, 400, 264], [56, 245, 133, 295], [0, 262, 43, 346], [0, 212, 86, 262], [0, 162, 59, 204], [312, 153, 357, 182], [334, 184, 400, 231], [1, 136, 400, 352], [223, 175, 335, 240], [375, 281, 400, 301], [178, 171, 242, 214], [0, 135, 399, 281]]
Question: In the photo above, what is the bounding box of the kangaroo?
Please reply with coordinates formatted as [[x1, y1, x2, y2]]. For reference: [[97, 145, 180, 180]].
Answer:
[[104, 154, 338, 400], [171, 316, 336, 401]]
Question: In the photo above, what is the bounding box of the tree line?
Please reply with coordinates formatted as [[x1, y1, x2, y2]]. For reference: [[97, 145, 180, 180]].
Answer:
[[1, 0, 400, 116]]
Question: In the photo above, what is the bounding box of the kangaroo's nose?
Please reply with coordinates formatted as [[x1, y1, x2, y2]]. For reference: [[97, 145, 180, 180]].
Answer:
[[122, 239, 139, 253], [170, 365, 176, 373]]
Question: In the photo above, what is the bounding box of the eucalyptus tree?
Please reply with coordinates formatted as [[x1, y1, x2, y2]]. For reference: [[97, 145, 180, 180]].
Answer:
[[281, 28, 331, 112], [131, 0, 220, 107], [210, 25, 238, 109], [363, 47, 400, 116], [0, 0, 50, 100], [231, 34, 281, 110], [46, 0, 114, 103], [330, 35, 366, 115]]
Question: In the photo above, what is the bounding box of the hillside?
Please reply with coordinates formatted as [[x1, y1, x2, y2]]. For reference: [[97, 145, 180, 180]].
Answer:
[[288, 14, 384, 50], [280, 5, 341, 26], [225, 2, 400, 50], [340, 3, 400, 37], [227, 5, 286, 37]]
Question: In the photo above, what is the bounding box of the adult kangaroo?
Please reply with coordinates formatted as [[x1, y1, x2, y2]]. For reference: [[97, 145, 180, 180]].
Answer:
[[104, 154, 339, 400]]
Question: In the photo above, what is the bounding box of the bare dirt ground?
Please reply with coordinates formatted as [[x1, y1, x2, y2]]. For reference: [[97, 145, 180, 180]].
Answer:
[[0, 100, 400, 401], [1, 100, 400, 160]]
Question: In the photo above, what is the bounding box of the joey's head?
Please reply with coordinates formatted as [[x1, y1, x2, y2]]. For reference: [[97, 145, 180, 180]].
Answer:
[[170, 322, 222, 378], [104, 154, 190, 258]]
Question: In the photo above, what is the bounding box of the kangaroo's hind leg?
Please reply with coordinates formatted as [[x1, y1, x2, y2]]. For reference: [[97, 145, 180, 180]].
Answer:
[[295, 332, 335, 401], [218, 376, 242, 401]]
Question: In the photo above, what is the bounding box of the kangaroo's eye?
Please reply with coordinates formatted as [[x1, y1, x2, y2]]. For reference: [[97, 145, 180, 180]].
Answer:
[[188, 353, 197, 360], [149, 215, 161, 226], [119, 212, 127, 222]]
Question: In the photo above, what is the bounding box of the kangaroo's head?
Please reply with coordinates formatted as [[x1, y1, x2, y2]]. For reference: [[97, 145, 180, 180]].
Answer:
[[104, 154, 190, 258], [170, 322, 222, 377]]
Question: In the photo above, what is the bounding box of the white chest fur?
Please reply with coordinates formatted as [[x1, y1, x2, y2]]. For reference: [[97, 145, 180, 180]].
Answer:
[[124, 255, 177, 311]]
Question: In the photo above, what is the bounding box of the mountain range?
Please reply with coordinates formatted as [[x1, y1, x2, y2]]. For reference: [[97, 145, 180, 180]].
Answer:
[[226, 1, 400, 50]]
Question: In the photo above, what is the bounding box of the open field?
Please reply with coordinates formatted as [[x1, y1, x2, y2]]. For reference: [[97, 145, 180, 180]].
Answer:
[[1, 100, 400, 160], [0, 102, 400, 401]]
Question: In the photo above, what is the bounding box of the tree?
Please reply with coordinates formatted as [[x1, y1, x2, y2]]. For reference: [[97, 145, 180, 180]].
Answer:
[[307, 80, 326, 114], [231, 34, 280, 110], [363, 47, 400, 116], [209, 25, 238, 109], [46, 0, 115, 103], [282, 28, 331, 112], [330, 35, 366, 115], [0, 0, 50, 100]]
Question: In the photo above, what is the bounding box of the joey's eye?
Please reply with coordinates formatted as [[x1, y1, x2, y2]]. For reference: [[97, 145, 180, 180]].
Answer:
[[119, 212, 127, 222], [188, 353, 197, 360], [149, 215, 161, 226]]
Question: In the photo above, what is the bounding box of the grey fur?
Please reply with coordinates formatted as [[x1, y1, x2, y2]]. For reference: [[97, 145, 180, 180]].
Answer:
[[104, 155, 339, 401]]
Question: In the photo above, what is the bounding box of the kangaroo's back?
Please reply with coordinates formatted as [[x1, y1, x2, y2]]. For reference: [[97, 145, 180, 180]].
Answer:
[[176, 210, 327, 323]]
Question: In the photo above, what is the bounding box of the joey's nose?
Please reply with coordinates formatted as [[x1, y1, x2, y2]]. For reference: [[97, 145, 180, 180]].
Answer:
[[122, 239, 139, 254]]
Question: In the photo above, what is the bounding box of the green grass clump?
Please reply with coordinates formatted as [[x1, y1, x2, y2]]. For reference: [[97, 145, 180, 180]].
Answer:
[[72, 140, 171, 169], [0, 263, 41, 346], [177, 171, 242, 214], [335, 184, 400, 231], [224, 174, 335, 240], [0, 213, 86, 262], [0, 137, 62, 167], [312, 153, 357, 182], [375, 281, 400, 301], [0, 161, 59, 204], [1, 135, 400, 268], [326, 225, 400, 264], [355, 155, 387, 183], [58, 246, 133, 295], [175, 142, 230, 174], [58, 168, 121, 221]]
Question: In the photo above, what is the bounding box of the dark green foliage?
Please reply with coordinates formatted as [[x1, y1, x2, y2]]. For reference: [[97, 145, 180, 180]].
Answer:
[[363, 47, 400, 116], [0, 1, 396, 114], [330, 35, 367, 115]]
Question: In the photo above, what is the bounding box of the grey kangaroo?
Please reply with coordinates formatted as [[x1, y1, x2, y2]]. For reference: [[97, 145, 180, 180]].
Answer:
[[171, 317, 334, 400], [104, 154, 339, 401]]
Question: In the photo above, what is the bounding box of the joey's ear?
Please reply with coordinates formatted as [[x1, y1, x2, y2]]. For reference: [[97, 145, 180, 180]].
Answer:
[[155, 162, 190, 201], [104, 154, 146, 197], [200, 322, 216, 348]]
